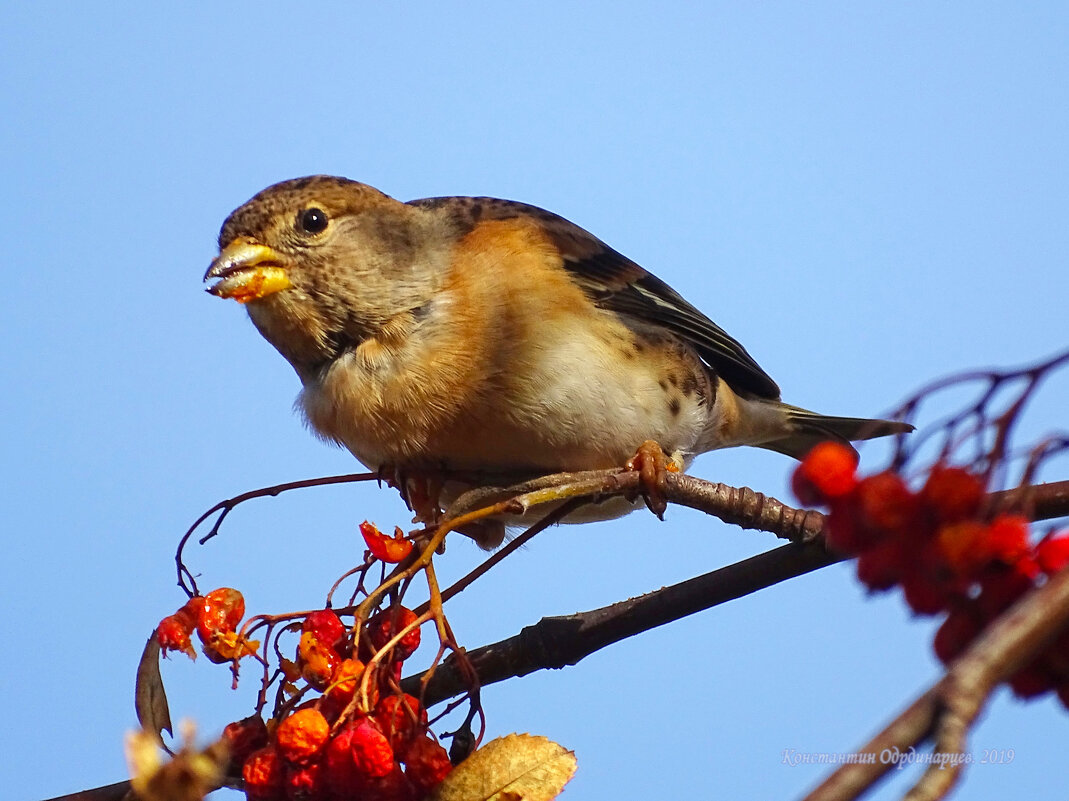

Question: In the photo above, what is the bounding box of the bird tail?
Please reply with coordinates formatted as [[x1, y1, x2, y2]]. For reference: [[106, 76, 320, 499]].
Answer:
[[760, 403, 914, 460]]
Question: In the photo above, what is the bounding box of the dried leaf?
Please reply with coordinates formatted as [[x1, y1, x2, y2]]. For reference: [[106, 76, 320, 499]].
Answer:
[[135, 631, 173, 742], [431, 733, 576, 801]]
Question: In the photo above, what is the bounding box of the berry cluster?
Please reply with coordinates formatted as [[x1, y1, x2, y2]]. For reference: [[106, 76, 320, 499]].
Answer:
[[156, 587, 258, 663], [156, 592, 451, 799], [793, 442, 1069, 704]]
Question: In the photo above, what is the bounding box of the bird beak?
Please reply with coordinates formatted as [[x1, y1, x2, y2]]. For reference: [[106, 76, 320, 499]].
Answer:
[[204, 238, 293, 303]]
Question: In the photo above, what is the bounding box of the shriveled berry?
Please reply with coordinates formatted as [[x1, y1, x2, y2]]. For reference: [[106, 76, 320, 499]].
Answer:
[[374, 694, 428, 752], [362, 763, 416, 801], [276, 708, 330, 765], [196, 587, 245, 642], [223, 716, 269, 770], [324, 724, 363, 797], [243, 746, 284, 801], [403, 734, 452, 793], [351, 719, 395, 779], [325, 658, 367, 708], [298, 631, 341, 691], [367, 607, 421, 661], [157, 613, 196, 659], [284, 760, 325, 801], [791, 442, 858, 506], [302, 609, 347, 652]]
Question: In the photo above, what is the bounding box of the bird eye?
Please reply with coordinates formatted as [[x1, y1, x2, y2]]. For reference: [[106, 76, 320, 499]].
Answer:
[[297, 207, 329, 234]]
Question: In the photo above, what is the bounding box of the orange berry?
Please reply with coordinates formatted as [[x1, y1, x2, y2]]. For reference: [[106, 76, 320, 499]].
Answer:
[[791, 442, 859, 506], [284, 760, 325, 801], [360, 521, 415, 564], [920, 466, 985, 524], [325, 658, 367, 708], [297, 631, 341, 691], [402, 734, 453, 793], [374, 694, 428, 752], [196, 587, 246, 642], [243, 746, 284, 801], [936, 520, 991, 576], [276, 708, 330, 765]]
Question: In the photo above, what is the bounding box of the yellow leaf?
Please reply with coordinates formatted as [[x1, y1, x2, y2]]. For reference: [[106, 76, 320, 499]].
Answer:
[[431, 733, 576, 801]]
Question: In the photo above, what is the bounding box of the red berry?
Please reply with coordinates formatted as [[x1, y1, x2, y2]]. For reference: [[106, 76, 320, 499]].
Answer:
[[362, 763, 416, 801], [324, 725, 364, 797], [351, 719, 395, 779], [302, 609, 347, 652], [360, 521, 415, 564], [856, 471, 922, 538], [977, 564, 1035, 620], [1008, 663, 1054, 700], [901, 573, 953, 616], [402, 734, 453, 793], [1037, 534, 1069, 575], [986, 515, 1032, 566], [243, 746, 284, 801], [856, 540, 907, 591], [933, 603, 983, 665], [367, 607, 421, 661], [284, 760, 324, 801], [791, 442, 859, 506], [156, 613, 196, 659], [920, 466, 985, 524], [276, 708, 330, 765]]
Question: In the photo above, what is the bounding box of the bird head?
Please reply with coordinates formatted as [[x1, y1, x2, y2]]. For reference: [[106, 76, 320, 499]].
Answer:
[[205, 176, 446, 379]]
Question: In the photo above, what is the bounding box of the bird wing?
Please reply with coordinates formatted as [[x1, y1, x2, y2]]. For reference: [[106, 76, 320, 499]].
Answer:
[[408, 196, 781, 399]]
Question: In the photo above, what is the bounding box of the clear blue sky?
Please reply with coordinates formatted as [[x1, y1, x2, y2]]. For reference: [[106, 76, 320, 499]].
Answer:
[[3, 4, 1067, 800]]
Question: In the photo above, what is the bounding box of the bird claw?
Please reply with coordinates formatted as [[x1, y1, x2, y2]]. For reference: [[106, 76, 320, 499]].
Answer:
[[625, 440, 680, 520], [382, 466, 445, 527]]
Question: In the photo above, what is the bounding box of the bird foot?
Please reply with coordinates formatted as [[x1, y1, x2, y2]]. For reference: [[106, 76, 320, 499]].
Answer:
[[625, 440, 681, 520], [382, 467, 445, 527]]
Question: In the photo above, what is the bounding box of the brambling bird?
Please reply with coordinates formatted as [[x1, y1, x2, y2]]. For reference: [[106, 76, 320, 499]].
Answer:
[[205, 176, 910, 540]]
